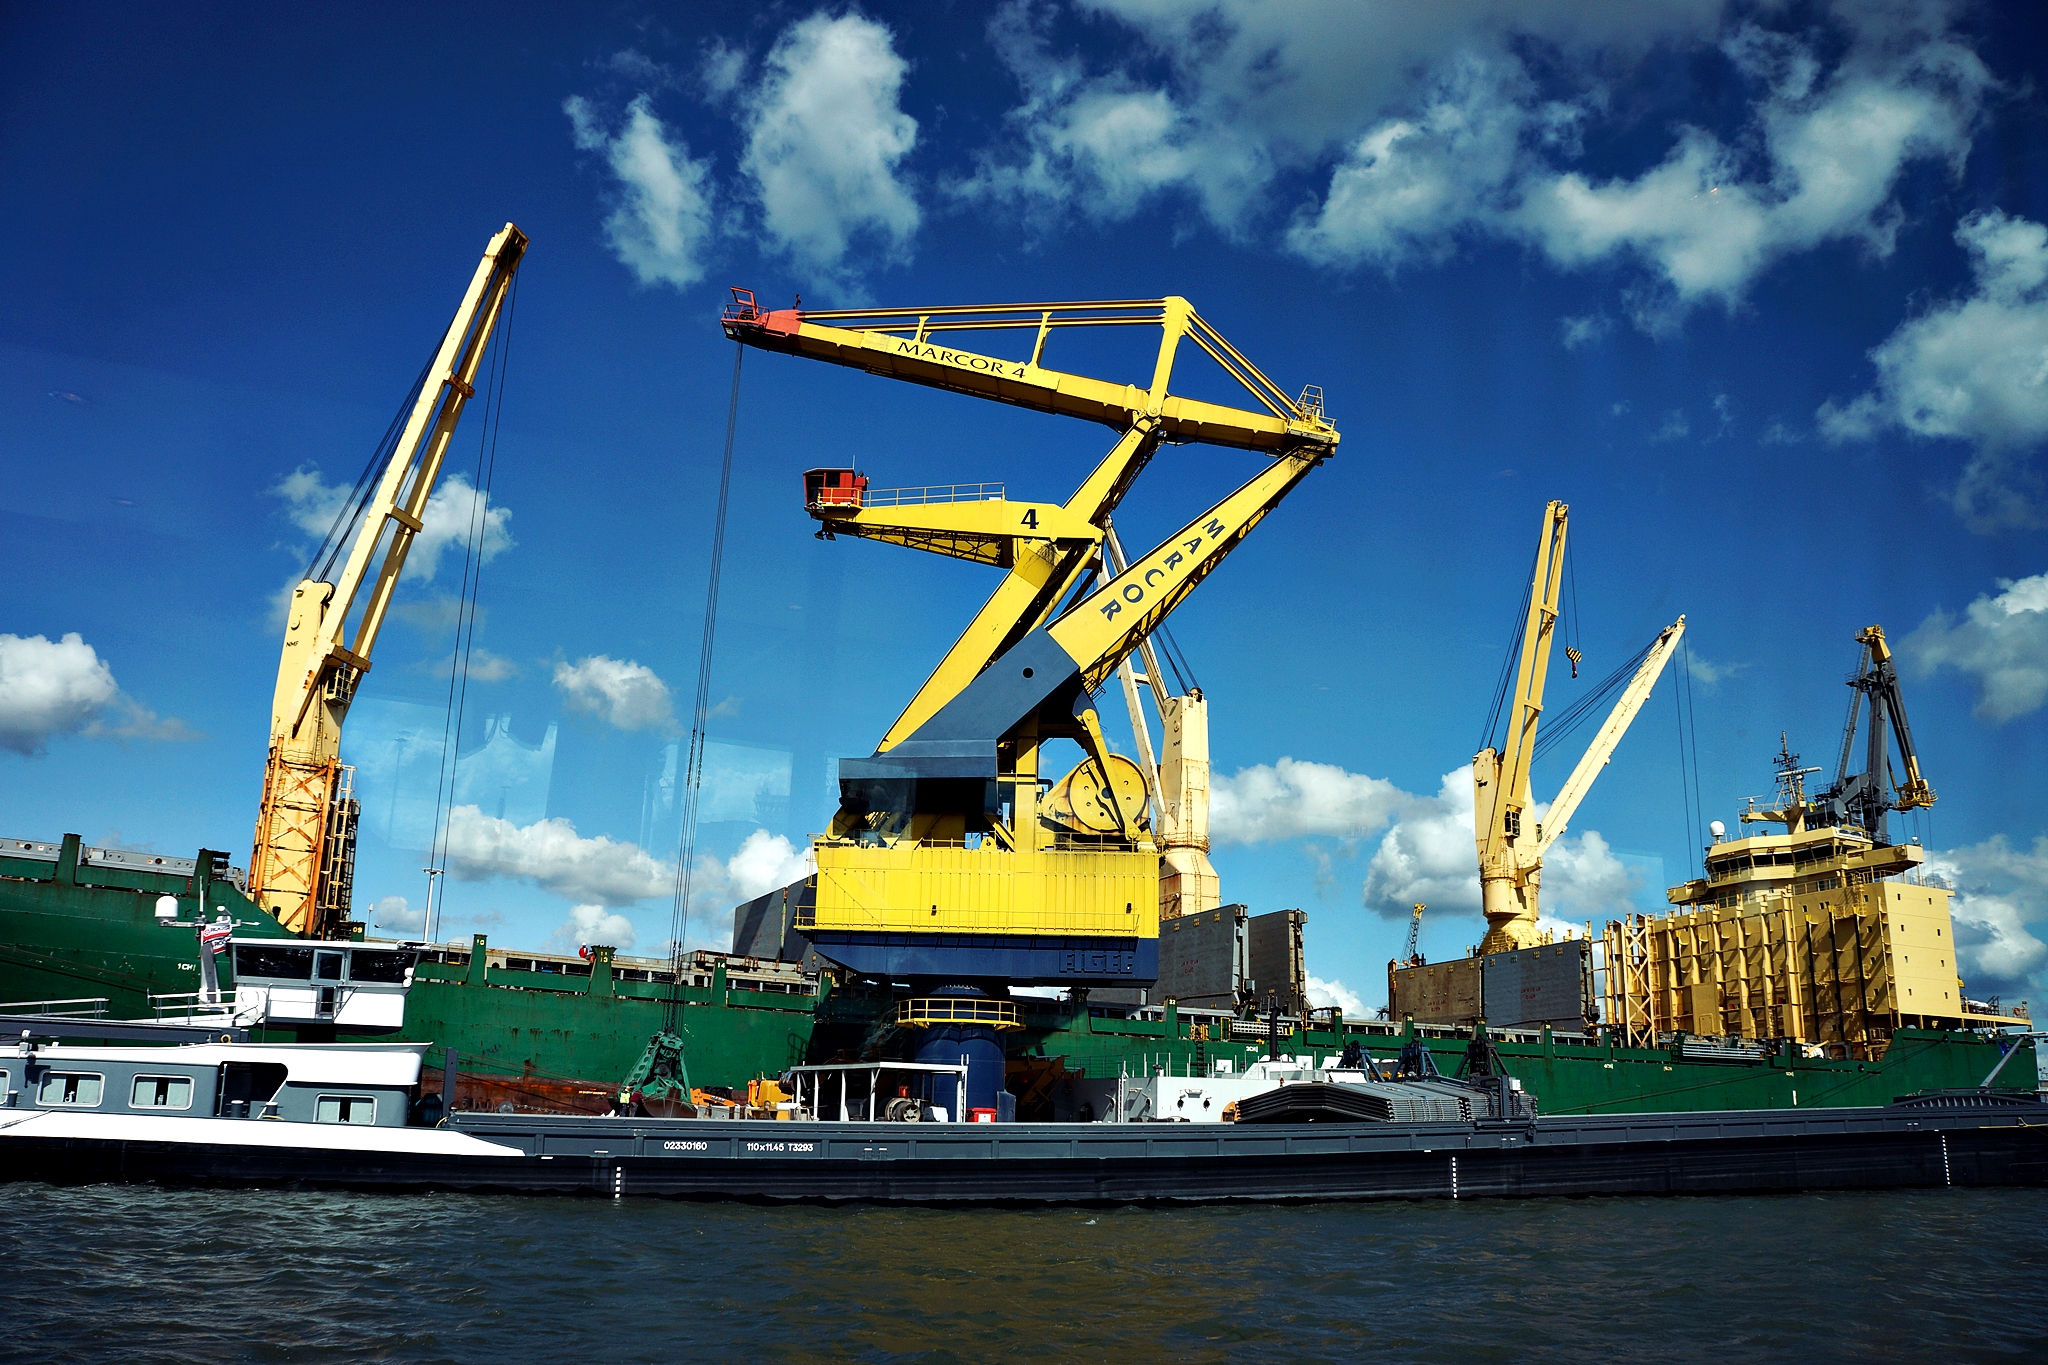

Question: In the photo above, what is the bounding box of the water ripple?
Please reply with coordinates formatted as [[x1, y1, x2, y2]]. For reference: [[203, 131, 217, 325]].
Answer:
[[2, 1186, 2044, 1363]]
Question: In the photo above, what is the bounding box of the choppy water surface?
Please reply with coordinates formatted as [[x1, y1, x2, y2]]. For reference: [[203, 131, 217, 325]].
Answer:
[[3, 1185, 2045, 1363]]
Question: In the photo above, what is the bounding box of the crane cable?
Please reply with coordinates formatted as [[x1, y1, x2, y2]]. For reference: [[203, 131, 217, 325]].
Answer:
[[307, 348, 438, 585], [1529, 632, 1655, 766], [1671, 634, 1704, 876], [422, 271, 520, 941], [664, 344, 745, 1032], [1479, 544, 1540, 753]]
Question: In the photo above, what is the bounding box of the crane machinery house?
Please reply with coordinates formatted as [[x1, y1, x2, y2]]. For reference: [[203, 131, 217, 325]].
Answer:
[[722, 290, 1338, 1111]]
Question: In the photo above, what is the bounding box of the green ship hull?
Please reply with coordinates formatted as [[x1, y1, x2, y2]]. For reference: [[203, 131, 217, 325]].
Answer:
[[4, 834, 2036, 1114]]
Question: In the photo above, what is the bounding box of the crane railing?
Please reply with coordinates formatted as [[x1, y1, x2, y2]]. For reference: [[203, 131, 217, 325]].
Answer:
[[722, 289, 1337, 456]]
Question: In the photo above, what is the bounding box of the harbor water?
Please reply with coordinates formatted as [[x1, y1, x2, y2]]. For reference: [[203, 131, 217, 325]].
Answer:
[[4, 1186, 2046, 1362]]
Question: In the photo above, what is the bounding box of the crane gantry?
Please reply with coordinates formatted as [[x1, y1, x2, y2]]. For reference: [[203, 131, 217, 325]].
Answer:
[[249, 224, 526, 937], [722, 292, 1338, 990], [1472, 500, 1685, 953]]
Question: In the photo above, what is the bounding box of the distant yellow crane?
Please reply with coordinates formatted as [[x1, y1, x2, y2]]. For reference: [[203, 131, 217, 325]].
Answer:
[[248, 224, 526, 937], [1473, 500, 1685, 953]]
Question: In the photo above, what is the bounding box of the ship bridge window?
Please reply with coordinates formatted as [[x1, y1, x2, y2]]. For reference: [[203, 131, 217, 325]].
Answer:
[[234, 945, 315, 980], [37, 1072, 103, 1107], [131, 1075, 193, 1110], [348, 950, 416, 984], [314, 951, 344, 981], [316, 1094, 376, 1125]]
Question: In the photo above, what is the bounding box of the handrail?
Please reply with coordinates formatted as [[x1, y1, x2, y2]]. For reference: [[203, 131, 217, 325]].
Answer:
[[894, 997, 1024, 1030], [722, 290, 1337, 456], [845, 482, 1006, 509], [0, 997, 110, 1018]]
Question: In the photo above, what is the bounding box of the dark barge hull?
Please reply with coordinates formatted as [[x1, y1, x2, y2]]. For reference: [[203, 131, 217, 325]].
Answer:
[[6, 1098, 2047, 1205]]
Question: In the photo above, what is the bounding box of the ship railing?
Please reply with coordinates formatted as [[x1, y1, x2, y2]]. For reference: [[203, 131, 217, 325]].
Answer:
[[149, 990, 247, 1024], [856, 481, 1005, 508], [895, 997, 1023, 1029], [0, 997, 109, 1019]]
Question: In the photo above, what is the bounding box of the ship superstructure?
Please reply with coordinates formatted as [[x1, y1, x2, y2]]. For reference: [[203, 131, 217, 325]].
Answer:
[[1605, 644, 2025, 1049]]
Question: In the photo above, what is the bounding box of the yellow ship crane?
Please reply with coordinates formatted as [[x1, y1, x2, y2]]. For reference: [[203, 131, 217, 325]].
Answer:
[[722, 292, 1336, 994], [249, 224, 527, 937], [1473, 500, 1685, 952]]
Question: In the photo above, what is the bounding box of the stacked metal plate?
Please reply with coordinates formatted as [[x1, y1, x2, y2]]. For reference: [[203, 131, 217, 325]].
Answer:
[[1235, 1080, 1473, 1125]]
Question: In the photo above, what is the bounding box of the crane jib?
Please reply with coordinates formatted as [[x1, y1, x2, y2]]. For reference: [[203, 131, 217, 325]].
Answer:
[[889, 337, 1031, 379], [1094, 518, 1227, 622]]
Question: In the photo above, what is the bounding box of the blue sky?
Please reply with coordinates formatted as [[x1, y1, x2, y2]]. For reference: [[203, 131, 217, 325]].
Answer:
[[4, 1, 2046, 1014]]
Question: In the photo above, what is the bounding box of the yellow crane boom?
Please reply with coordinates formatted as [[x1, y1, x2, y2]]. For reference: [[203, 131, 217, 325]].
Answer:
[[1534, 618, 1686, 859], [1474, 501, 1684, 953], [248, 223, 527, 937], [723, 294, 1334, 455]]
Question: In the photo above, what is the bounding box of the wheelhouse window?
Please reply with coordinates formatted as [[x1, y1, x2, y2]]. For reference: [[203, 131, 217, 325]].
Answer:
[[233, 945, 315, 980], [314, 951, 345, 981], [348, 949, 416, 984], [131, 1075, 194, 1110], [316, 1094, 377, 1125], [37, 1072, 103, 1107]]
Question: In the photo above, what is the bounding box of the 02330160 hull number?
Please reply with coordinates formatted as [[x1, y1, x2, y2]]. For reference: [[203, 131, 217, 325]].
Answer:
[[663, 1141, 709, 1151]]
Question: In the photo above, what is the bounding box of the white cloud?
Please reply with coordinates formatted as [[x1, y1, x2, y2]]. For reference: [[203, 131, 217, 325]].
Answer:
[[273, 468, 512, 583], [1819, 211, 2048, 530], [439, 807, 809, 944], [739, 12, 920, 282], [553, 655, 676, 733], [85, 697, 200, 744], [0, 632, 193, 755], [1903, 571, 2048, 722], [699, 40, 747, 102], [1287, 50, 1570, 269], [1559, 312, 1611, 349], [1651, 410, 1691, 442], [549, 903, 639, 954], [1210, 756, 1408, 845], [1684, 655, 1750, 687], [0, 632, 117, 755], [565, 93, 716, 289], [966, 1, 1725, 232], [1923, 835, 2048, 1000], [1353, 765, 1636, 925], [1539, 829, 1641, 921], [457, 649, 518, 683], [1306, 974, 1367, 1019], [370, 894, 425, 934], [1760, 420, 1805, 445], [974, 5, 1985, 325], [442, 805, 672, 904], [1512, 17, 1989, 327], [722, 829, 816, 903], [1361, 767, 1481, 918]]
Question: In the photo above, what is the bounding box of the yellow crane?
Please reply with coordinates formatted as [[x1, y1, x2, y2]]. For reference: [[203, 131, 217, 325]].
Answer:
[[1473, 500, 1685, 953], [723, 293, 1336, 987], [248, 224, 527, 937]]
